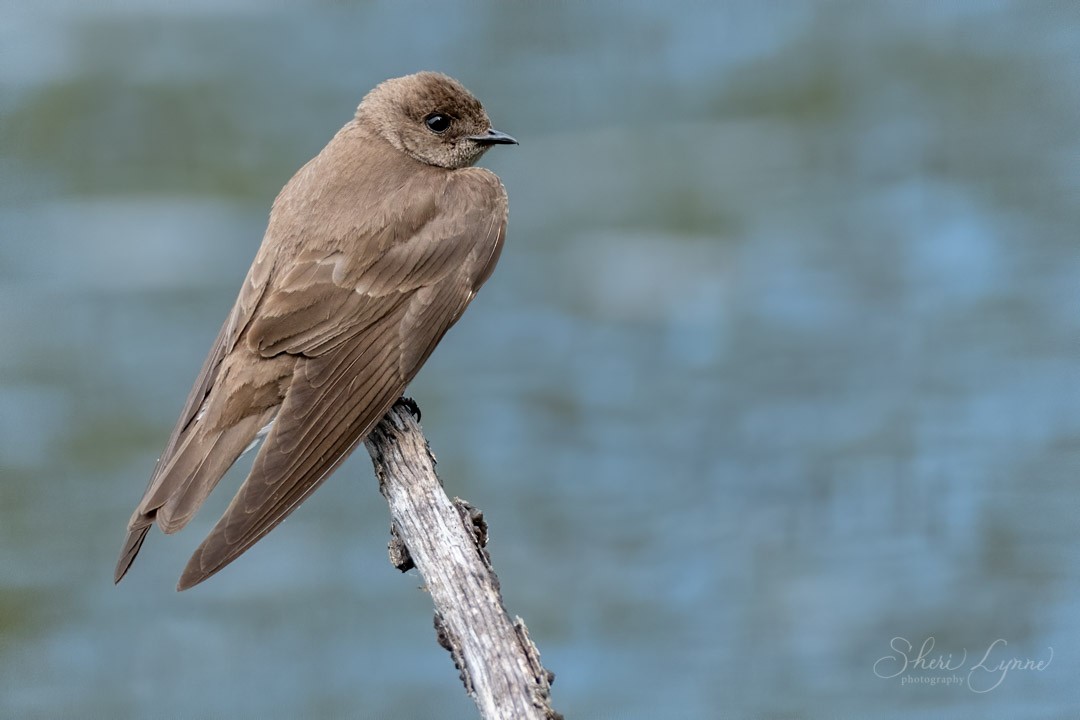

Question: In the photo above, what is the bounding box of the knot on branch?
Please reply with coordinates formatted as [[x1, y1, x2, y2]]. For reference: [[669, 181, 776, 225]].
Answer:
[[388, 522, 414, 572]]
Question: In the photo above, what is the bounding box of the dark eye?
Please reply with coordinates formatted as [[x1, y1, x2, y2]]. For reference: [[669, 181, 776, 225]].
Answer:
[[424, 113, 452, 134]]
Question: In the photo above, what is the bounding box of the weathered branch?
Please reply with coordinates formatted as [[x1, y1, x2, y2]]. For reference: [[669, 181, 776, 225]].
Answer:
[[364, 399, 560, 720]]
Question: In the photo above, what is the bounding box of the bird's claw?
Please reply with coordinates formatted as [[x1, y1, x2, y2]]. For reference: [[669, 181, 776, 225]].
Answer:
[[395, 396, 422, 421]]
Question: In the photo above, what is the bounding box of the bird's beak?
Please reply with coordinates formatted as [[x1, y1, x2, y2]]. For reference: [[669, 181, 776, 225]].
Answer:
[[469, 128, 518, 146]]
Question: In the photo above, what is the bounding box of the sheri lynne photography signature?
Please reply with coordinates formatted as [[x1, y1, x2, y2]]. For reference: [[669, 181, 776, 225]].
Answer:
[[873, 636, 1053, 693]]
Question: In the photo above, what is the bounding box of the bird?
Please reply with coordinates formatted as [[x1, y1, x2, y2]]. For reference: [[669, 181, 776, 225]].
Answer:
[[114, 72, 517, 591]]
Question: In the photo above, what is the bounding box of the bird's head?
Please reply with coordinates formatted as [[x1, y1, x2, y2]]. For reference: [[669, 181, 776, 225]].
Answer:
[[357, 71, 517, 169]]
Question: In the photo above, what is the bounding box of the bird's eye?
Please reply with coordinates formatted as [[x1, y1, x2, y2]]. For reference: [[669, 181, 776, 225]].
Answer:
[[424, 113, 452, 134]]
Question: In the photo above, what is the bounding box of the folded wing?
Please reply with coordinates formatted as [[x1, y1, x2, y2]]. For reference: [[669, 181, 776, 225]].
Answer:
[[177, 169, 507, 589]]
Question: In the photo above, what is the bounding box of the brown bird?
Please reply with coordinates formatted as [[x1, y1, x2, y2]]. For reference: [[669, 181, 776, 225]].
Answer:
[[115, 72, 516, 590]]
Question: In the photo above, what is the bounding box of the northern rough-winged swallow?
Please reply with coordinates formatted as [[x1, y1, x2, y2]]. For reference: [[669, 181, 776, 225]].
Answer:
[[115, 72, 516, 590]]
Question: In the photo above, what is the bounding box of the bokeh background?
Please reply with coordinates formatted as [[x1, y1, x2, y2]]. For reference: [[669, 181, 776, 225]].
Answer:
[[2, 1, 1079, 718]]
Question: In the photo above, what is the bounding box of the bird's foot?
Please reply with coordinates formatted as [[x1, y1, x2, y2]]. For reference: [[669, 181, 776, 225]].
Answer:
[[394, 396, 422, 421]]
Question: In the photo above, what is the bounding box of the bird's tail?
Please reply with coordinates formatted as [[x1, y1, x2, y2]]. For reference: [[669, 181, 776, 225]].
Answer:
[[113, 408, 276, 584]]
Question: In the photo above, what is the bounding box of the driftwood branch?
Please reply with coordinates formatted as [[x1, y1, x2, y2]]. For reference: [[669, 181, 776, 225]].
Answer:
[[364, 399, 560, 720]]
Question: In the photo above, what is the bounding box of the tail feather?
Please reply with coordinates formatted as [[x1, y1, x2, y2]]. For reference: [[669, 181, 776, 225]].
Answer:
[[156, 410, 275, 533], [114, 408, 275, 583], [114, 525, 151, 583]]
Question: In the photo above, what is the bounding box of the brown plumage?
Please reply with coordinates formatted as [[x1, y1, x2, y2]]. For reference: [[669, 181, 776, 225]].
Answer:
[[115, 72, 517, 590]]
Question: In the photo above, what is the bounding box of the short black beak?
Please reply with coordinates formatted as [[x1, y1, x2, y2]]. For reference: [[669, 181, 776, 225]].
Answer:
[[469, 128, 518, 146]]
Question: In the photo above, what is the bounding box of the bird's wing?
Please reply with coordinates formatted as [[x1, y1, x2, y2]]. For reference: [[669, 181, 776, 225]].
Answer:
[[177, 168, 507, 589], [114, 241, 278, 581]]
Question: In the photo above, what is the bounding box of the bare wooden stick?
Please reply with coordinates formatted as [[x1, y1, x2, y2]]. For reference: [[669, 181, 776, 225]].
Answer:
[[364, 399, 560, 720]]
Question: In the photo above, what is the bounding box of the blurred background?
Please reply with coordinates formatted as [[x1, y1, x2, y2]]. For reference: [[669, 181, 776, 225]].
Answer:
[[2, 1, 1079, 718]]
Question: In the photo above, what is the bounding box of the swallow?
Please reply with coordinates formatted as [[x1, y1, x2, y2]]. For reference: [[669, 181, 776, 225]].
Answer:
[[115, 72, 516, 590]]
